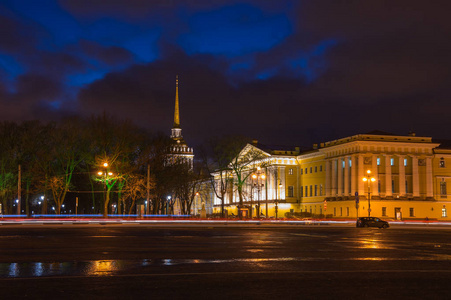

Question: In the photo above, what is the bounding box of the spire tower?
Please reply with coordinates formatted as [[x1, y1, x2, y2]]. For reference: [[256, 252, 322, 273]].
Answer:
[[173, 75, 180, 128], [171, 75, 183, 140]]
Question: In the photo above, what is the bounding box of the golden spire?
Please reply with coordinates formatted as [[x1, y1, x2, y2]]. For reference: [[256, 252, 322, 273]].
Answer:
[[173, 75, 180, 128]]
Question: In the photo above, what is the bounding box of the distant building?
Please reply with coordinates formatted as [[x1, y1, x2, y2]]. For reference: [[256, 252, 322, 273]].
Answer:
[[169, 75, 194, 168], [209, 131, 451, 220]]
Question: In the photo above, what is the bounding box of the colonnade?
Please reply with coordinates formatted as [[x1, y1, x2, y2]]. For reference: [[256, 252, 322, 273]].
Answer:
[[325, 154, 434, 199]]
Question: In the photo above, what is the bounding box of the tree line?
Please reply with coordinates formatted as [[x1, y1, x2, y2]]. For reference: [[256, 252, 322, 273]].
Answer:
[[0, 114, 203, 217]]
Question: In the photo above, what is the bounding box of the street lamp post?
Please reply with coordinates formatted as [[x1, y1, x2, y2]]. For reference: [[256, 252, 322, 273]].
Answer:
[[362, 170, 376, 217], [252, 167, 266, 219], [166, 195, 171, 216], [98, 162, 113, 218]]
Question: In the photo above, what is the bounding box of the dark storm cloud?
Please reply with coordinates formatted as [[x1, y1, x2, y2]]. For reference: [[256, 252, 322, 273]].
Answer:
[[0, 13, 30, 53], [58, 0, 283, 19], [77, 40, 135, 66]]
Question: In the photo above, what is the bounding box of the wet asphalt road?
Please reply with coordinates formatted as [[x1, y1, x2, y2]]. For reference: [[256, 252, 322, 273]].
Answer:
[[0, 224, 450, 299]]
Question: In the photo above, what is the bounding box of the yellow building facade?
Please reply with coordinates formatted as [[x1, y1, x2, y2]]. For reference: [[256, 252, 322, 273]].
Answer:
[[210, 132, 451, 220]]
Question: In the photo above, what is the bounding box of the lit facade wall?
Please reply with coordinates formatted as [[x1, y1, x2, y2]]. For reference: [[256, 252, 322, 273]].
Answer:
[[208, 133, 451, 220]]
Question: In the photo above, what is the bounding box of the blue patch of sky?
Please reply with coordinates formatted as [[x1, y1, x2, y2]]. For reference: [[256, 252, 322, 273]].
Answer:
[[0, 54, 25, 79], [178, 4, 292, 57], [256, 69, 278, 80], [255, 38, 339, 82], [66, 70, 108, 88], [83, 18, 161, 63], [48, 100, 61, 110]]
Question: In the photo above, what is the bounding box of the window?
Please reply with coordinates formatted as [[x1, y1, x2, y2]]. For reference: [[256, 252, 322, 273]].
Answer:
[[288, 168, 293, 175], [390, 158, 394, 166], [342, 160, 345, 168], [346, 207, 349, 216], [440, 180, 447, 198], [310, 185, 313, 197], [378, 180, 381, 193], [404, 158, 408, 166], [334, 207, 336, 216], [320, 184, 323, 196], [314, 185, 318, 196], [288, 186, 294, 197], [305, 168, 308, 174], [405, 180, 408, 193], [409, 208, 414, 217], [382, 207, 387, 216], [440, 158, 445, 168], [315, 166, 317, 173], [310, 167, 312, 173], [377, 157, 380, 166], [392, 180, 395, 193], [442, 207, 447, 218], [305, 186, 308, 197], [340, 207, 342, 216], [300, 169, 303, 175], [349, 159, 352, 167], [320, 165, 323, 172]]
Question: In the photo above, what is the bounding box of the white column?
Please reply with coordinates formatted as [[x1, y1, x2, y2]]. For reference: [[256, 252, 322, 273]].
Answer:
[[358, 155, 365, 197], [325, 160, 331, 197], [344, 156, 350, 196], [351, 155, 357, 195], [279, 166, 286, 199], [332, 159, 337, 197], [412, 156, 420, 197], [426, 157, 433, 198], [372, 154, 379, 196], [399, 155, 406, 196], [337, 158, 343, 196], [385, 155, 392, 197]]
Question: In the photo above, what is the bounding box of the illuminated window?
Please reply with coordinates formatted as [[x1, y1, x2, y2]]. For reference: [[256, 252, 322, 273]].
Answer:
[[404, 158, 408, 166], [377, 157, 380, 166], [342, 160, 345, 168], [288, 168, 293, 175], [349, 159, 352, 167], [391, 158, 394, 166], [320, 184, 323, 196], [440, 158, 445, 168], [442, 208, 447, 218]]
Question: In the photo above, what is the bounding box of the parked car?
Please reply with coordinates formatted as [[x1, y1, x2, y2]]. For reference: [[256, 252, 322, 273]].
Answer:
[[356, 217, 389, 228]]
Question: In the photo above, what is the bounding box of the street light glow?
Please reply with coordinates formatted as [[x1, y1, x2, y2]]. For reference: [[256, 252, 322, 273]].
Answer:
[[103, 162, 108, 167]]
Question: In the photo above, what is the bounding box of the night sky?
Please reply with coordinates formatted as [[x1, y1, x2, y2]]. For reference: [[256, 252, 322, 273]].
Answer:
[[1, 0, 450, 148]]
